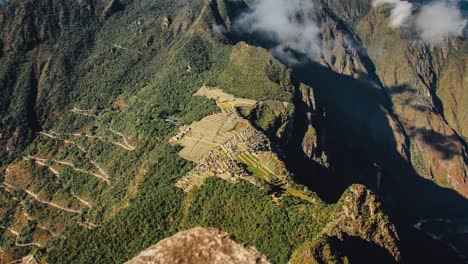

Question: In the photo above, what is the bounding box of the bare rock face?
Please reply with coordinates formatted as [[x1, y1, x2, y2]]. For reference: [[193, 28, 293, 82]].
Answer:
[[126, 227, 271, 264], [290, 185, 402, 264], [332, 185, 401, 261], [318, 14, 371, 80], [298, 83, 327, 164], [323, 0, 372, 25]]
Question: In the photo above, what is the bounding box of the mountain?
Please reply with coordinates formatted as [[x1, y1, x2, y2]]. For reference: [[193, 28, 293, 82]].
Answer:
[[0, 0, 466, 263]]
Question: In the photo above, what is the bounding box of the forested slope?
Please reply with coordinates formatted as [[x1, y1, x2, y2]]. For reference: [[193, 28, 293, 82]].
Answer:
[[0, 0, 466, 263]]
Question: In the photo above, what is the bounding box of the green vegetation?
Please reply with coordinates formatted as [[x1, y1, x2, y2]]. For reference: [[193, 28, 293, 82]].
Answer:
[[44, 144, 187, 263], [409, 140, 430, 179], [436, 43, 467, 141], [216, 43, 292, 102], [0, 1, 413, 263], [0, 20, 318, 260], [181, 36, 212, 73], [181, 178, 335, 264], [0, 0, 231, 260], [248, 102, 295, 137], [0, 0, 304, 260], [290, 234, 350, 264]]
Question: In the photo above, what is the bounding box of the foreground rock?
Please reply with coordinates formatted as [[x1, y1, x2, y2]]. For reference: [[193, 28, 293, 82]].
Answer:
[[126, 227, 271, 264]]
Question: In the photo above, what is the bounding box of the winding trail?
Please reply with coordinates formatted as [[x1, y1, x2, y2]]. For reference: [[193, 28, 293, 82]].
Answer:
[[26, 156, 60, 176], [71, 107, 98, 118], [40, 131, 88, 153], [38, 225, 57, 237], [111, 44, 143, 55], [39, 131, 57, 139], [19, 202, 58, 237], [38, 132, 111, 179], [40, 130, 135, 151], [15, 241, 43, 247], [77, 220, 99, 230], [0, 184, 19, 202], [90, 161, 110, 179], [25, 156, 111, 184], [71, 192, 92, 208], [23, 190, 81, 214], [0, 226, 43, 248], [3, 181, 81, 214], [109, 128, 136, 150]]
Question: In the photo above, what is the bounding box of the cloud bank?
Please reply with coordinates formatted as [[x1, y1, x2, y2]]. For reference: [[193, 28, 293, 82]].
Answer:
[[373, 0, 467, 45], [415, 1, 467, 45], [373, 0, 414, 28], [232, 0, 321, 64], [228, 0, 466, 62]]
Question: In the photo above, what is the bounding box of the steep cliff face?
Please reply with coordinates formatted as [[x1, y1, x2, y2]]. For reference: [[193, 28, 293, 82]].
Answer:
[[284, 0, 411, 166], [290, 185, 401, 264], [322, 0, 371, 25], [436, 45, 467, 141], [357, 5, 468, 198], [0, 0, 105, 160], [316, 9, 372, 80], [298, 83, 321, 160], [0, 0, 466, 263], [0, 0, 98, 53]]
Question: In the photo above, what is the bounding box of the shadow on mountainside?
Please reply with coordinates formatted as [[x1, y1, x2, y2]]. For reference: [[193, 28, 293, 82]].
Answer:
[[409, 127, 465, 160], [230, 23, 468, 218], [227, 16, 468, 220], [337, 234, 396, 264], [385, 84, 468, 160], [288, 58, 468, 220], [287, 58, 468, 262], [223, 2, 468, 260]]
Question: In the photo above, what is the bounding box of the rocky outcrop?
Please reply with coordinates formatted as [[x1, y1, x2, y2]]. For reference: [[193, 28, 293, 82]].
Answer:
[[323, 0, 372, 25], [290, 185, 402, 264], [126, 227, 271, 264], [298, 83, 329, 165], [317, 13, 372, 80], [247, 100, 291, 140], [332, 185, 401, 260]]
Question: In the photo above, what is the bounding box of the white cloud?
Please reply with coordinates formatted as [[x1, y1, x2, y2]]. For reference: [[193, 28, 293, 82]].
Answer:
[[270, 45, 302, 65], [415, 1, 467, 45], [373, 0, 467, 45], [373, 0, 414, 28], [233, 0, 321, 63]]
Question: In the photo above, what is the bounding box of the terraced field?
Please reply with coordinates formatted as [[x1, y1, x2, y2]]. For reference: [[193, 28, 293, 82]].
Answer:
[[172, 87, 318, 205], [194, 86, 257, 111], [172, 112, 242, 162], [170, 87, 257, 162]]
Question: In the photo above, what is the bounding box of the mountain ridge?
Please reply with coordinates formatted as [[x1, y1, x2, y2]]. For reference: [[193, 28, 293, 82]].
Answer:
[[0, 0, 466, 263]]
